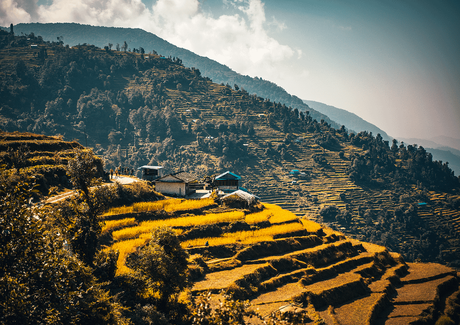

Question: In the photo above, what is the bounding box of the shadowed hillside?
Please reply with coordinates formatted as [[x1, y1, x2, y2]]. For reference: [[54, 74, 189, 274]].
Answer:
[[9, 22, 338, 128], [1, 30, 459, 270]]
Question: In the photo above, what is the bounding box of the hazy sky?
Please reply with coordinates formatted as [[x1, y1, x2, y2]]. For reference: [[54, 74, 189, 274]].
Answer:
[[2, 0, 460, 140]]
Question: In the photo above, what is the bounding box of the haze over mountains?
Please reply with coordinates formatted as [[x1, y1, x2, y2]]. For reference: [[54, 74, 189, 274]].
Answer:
[[304, 100, 460, 176], [302, 100, 391, 141]]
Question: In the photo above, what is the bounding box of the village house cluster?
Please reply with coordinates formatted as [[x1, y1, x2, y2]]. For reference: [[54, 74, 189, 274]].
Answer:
[[137, 166, 258, 206]]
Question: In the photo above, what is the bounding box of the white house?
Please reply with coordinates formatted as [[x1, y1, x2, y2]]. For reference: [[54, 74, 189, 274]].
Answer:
[[154, 171, 197, 197], [138, 165, 164, 181]]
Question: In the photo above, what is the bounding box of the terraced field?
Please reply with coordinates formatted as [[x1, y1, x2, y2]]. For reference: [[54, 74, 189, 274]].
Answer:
[[0, 130, 103, 195], [101, 199, 460, 324]]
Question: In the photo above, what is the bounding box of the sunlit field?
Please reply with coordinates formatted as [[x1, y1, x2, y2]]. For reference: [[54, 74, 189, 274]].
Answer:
[[111, 211, 245, 241], [102, 198, 215, 217], [181, 222, 306, 248], [103, 202, 319, 275], [101, 218, 137, 234]]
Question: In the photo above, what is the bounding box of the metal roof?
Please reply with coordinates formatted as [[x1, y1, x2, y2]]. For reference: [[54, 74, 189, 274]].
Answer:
[[215, 171, 241, 180], [221, 190, 257, 203], [137, 165, 163, 170], [156, 171, 197, 183]]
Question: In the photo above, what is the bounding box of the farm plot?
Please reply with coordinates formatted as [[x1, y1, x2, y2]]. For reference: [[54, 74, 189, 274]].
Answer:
[[100, 198, 459, 324]]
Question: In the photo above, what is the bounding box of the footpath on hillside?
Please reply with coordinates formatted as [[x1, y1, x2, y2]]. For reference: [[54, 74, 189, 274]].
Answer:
[[44, 176, 139, 204]]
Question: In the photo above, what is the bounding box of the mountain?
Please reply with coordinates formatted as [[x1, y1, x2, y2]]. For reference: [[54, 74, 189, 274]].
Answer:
[[432, 135, 460, 152], [303, 100, 392, 141], [399, 137, 460, 176], [9, 22, 338, 129], [424, 148, 460, 176], [302, 100, 460, 175], [1, 30, 460, 269]]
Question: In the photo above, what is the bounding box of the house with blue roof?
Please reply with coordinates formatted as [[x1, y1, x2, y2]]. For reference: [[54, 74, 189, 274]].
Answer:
[[214, 171, 241, 192]]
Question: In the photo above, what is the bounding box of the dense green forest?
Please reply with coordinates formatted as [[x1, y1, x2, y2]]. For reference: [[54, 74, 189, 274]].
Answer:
[[1, 29, 460, 270], [9, 22, 339, 128]]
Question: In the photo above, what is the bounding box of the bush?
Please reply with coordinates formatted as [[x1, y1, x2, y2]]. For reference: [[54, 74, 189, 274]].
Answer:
[[319, 205, 340, 221]]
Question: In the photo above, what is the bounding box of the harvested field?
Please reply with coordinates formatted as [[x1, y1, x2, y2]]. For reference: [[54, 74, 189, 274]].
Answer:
[[386, 303, 432, 318], [399, 262, 455, 283], [100, 198, 460, 324], [332, 293, 386, 325], [393, 275, 456, 303], [193, 263, 271, 292]]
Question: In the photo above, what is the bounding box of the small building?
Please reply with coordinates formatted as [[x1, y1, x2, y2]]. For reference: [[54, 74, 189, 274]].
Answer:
[[214, 171, 241, 192], [289, 169, 300, 176], [137, 165, 164, 181], [155, 171, 197, 197], [221, 190, 258, 208]]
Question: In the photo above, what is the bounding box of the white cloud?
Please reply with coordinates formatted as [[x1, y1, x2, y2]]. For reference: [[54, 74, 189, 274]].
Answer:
[[1, 0, 297, 81], [0, 0, 34, 24]]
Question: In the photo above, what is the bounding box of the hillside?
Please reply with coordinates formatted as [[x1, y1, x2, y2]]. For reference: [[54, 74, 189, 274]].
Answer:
[[0, 130, 104, 196], [3, 140, 460, 325], [303, 100, 392, 141], [1, 30, 460, 270], [9, 22, 338, 129], [101, 198, 460, 324]]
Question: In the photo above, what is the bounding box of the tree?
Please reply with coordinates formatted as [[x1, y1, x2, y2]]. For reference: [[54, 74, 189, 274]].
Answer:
[[0, 168, 126, 324], [66, 148, 103, 265], [128, 227, 190, 310], [122, 41, 128, 52], [66, 148, 101, 198], [108, 43, 113, 50], [7, 143, 29, 173]]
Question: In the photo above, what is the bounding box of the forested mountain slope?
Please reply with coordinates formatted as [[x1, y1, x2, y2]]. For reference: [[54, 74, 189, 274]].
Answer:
[[1, 30, 460, 269], [9, 22, 339, 128]]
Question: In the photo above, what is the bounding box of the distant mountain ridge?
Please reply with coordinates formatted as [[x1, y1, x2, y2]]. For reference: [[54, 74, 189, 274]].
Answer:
[[302, 99, 391, 140], [10, 22, 338, 128], [303, 99, 460, 175]]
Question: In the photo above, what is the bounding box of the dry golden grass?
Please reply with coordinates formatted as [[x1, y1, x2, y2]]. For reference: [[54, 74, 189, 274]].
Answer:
[[300, 218, 323, 232], [101, 218, 137, 234], [332, 293, 386, 325], [106, 234, 151, 276], [245, 208, 273, 224], [102, 199, 180, 216], [164, 198, 215, 212], [262, 203, 298, 224], [181, 222, 305, 247], [386, 303, 432, 318], [102, 198, 215, 217], [193, 263, 269, 291], [304, 272, 362, 295], [112, 211, 245, 242], [394, 275, 455, 303], [400, 263, 454, 283], [252, 282, 304, 304]]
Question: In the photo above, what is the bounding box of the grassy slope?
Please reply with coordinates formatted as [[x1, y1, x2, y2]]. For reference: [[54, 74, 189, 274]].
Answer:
[[101, 199, 460, 325], [0, 130, 93, 195]]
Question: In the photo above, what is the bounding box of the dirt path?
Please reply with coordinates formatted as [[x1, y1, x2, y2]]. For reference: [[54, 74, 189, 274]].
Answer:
[[44, 176, 140, 204]]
